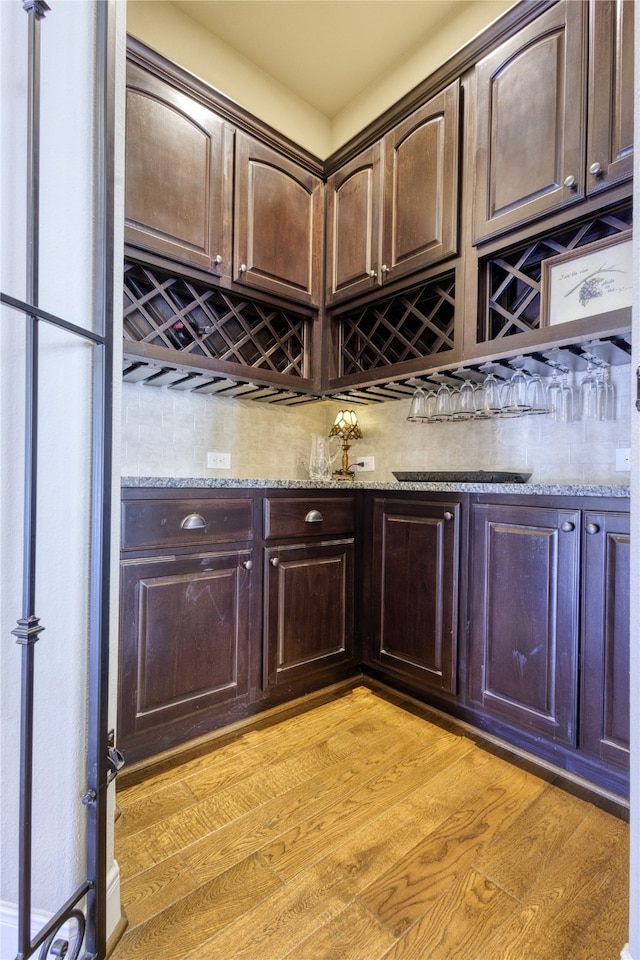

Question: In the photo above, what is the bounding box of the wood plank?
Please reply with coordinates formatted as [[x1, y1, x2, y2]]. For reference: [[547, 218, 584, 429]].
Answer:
[[182, 726, 428, 883], [110, 853, 282, 960], [113, 687, 629, 960], [259, 732, 476, 881], [472, 779, 593, 900], [470, 807, 629, 960], [118, 722, 426, 881], [378, 867, 518, 960], [119, 853, 198, 930], [280, 900, 396, 960], [359, 766, 546, 937]]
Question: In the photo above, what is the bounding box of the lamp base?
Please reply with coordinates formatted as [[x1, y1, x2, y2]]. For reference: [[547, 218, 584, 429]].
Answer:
[[331, 469, 355, 481]]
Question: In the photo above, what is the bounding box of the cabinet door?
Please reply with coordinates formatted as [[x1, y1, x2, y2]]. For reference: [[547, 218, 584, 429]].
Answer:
[[473, 1, 587, 242], [587, 0, 634, 195], [118, 550, 252, 759], [580, 511, 630, 771], [469, 503, 580, 745], [264, 540, 354, 686], [370, 499, 459, 694], [234, 133, 323, 306], [325, 143, 383, 305], [125, 62, 233, 275], [381, 80, 459, 284]]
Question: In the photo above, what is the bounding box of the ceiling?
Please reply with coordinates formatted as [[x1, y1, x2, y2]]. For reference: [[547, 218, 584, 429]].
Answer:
[[170, 1, 502, 119]]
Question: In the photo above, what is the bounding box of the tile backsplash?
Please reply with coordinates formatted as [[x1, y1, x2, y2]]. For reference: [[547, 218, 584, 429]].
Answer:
[[121, 364, 632, 484]]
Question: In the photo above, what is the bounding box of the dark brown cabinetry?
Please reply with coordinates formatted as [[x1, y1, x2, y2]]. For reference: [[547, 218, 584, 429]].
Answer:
[[468, 501, 581, 745], [325, 81, 460, 305], [263, 496, 356, 690], [118, 492, 257, 761], [366, 497, 460, 695], [124, 55, 323, 310], [474, 0, 633, 242], [235, 133, 324, 307], [124, 61, 233, 276], [580, 510, 630, 773], [587, 0, 634, 197]]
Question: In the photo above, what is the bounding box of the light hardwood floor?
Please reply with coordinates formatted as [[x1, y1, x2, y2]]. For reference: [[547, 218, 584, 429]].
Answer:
[[110, 685, 629, 960]]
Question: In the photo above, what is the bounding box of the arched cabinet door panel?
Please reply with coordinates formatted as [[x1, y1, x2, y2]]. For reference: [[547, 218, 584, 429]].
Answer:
[[325, 143, 383, 305], [587, 0, 634, 196], [125, 61, 233, 275], [473, 1, 587, 242], [234, 132, 323, 306], [381, 79, 459, 284]]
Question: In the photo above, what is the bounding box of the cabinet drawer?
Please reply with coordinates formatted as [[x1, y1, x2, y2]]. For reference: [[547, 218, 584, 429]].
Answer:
[[263, 497, 355, 540], [122, 497, 254, 551]]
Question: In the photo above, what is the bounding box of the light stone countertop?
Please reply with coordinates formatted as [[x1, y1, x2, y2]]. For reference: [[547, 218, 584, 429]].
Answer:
[[121, 477, 630, 497]]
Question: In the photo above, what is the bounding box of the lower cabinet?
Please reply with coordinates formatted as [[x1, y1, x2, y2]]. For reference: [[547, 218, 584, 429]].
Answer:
[[468, 501, 581, 746], [119, 548, 254, 761], [367, 497, 460, 695], [264, 538, 355, 688], [580, 510, 630, 773], [118, 487, 630, 797], [467, 497, 630, 797], [262, 493, 357, 692]]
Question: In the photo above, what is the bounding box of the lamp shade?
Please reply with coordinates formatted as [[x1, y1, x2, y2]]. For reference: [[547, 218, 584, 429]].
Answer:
[[329, 410, 362, 440]]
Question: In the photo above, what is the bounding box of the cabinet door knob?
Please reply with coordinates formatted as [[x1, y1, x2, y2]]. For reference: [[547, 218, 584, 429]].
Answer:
[[214, 254, 223, 265], [563, 174, 577, 189], [560, 521, 575, 532], [242, 559, 253, 570], [585, 522, 600, 535], [270, 557, 279, 567], [589, 161, 603, 177], [239, 263, 247, 273], [444, 511, 454, 521], [305, 509, 324, 523], [180, 513, 206, 530], [380, 264, 389, 274]]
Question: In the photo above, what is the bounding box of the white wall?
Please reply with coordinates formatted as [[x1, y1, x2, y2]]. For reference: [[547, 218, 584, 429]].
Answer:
[[0, 1, 123, 955], [624, 5, 640, 957]]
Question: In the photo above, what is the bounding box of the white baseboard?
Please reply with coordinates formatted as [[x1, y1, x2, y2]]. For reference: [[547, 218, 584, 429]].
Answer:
[[621, 945, 636, 960], [0, 862, 121, 960], [0, 901, 69, 960]]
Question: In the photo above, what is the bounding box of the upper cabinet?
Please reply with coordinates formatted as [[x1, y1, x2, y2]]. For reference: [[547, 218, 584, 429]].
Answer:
[[125, 58, 324, 309], [587, 0, 634, 196], [125, 61, 233, 277], [473, 2, 587, 242], [326, 80, 460, 306], [473, 0, 634, 244], [234, 133, 324, 307]]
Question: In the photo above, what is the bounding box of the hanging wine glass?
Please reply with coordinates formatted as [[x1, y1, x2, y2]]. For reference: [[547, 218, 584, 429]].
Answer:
[[594, 364, 616, 420], [502, 369, 530, 416], [480, 373, 502, 416], [580, 361, 599, 419], [526, 373, 549, 415]]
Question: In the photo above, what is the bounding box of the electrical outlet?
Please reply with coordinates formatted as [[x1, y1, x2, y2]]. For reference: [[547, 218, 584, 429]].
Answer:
[[615, 448, 631, 472], [207, 451, 231, 469], [353, 456, 375, 472]]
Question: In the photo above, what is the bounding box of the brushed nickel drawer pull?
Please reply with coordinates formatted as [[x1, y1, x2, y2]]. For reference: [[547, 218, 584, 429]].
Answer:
[[181, 513, 206, 530], [305, 510, 324, 523]]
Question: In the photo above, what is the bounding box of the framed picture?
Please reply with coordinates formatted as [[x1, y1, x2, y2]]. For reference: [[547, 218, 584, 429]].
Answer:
[[541, 230, 633, 327]]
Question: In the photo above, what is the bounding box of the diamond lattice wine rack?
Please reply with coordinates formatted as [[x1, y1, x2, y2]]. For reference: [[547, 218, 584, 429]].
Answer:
[[480, 204, 633, 342]]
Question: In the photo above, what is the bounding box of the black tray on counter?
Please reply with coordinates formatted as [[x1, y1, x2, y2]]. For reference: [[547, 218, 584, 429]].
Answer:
[[392, 470, 532, 483]]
